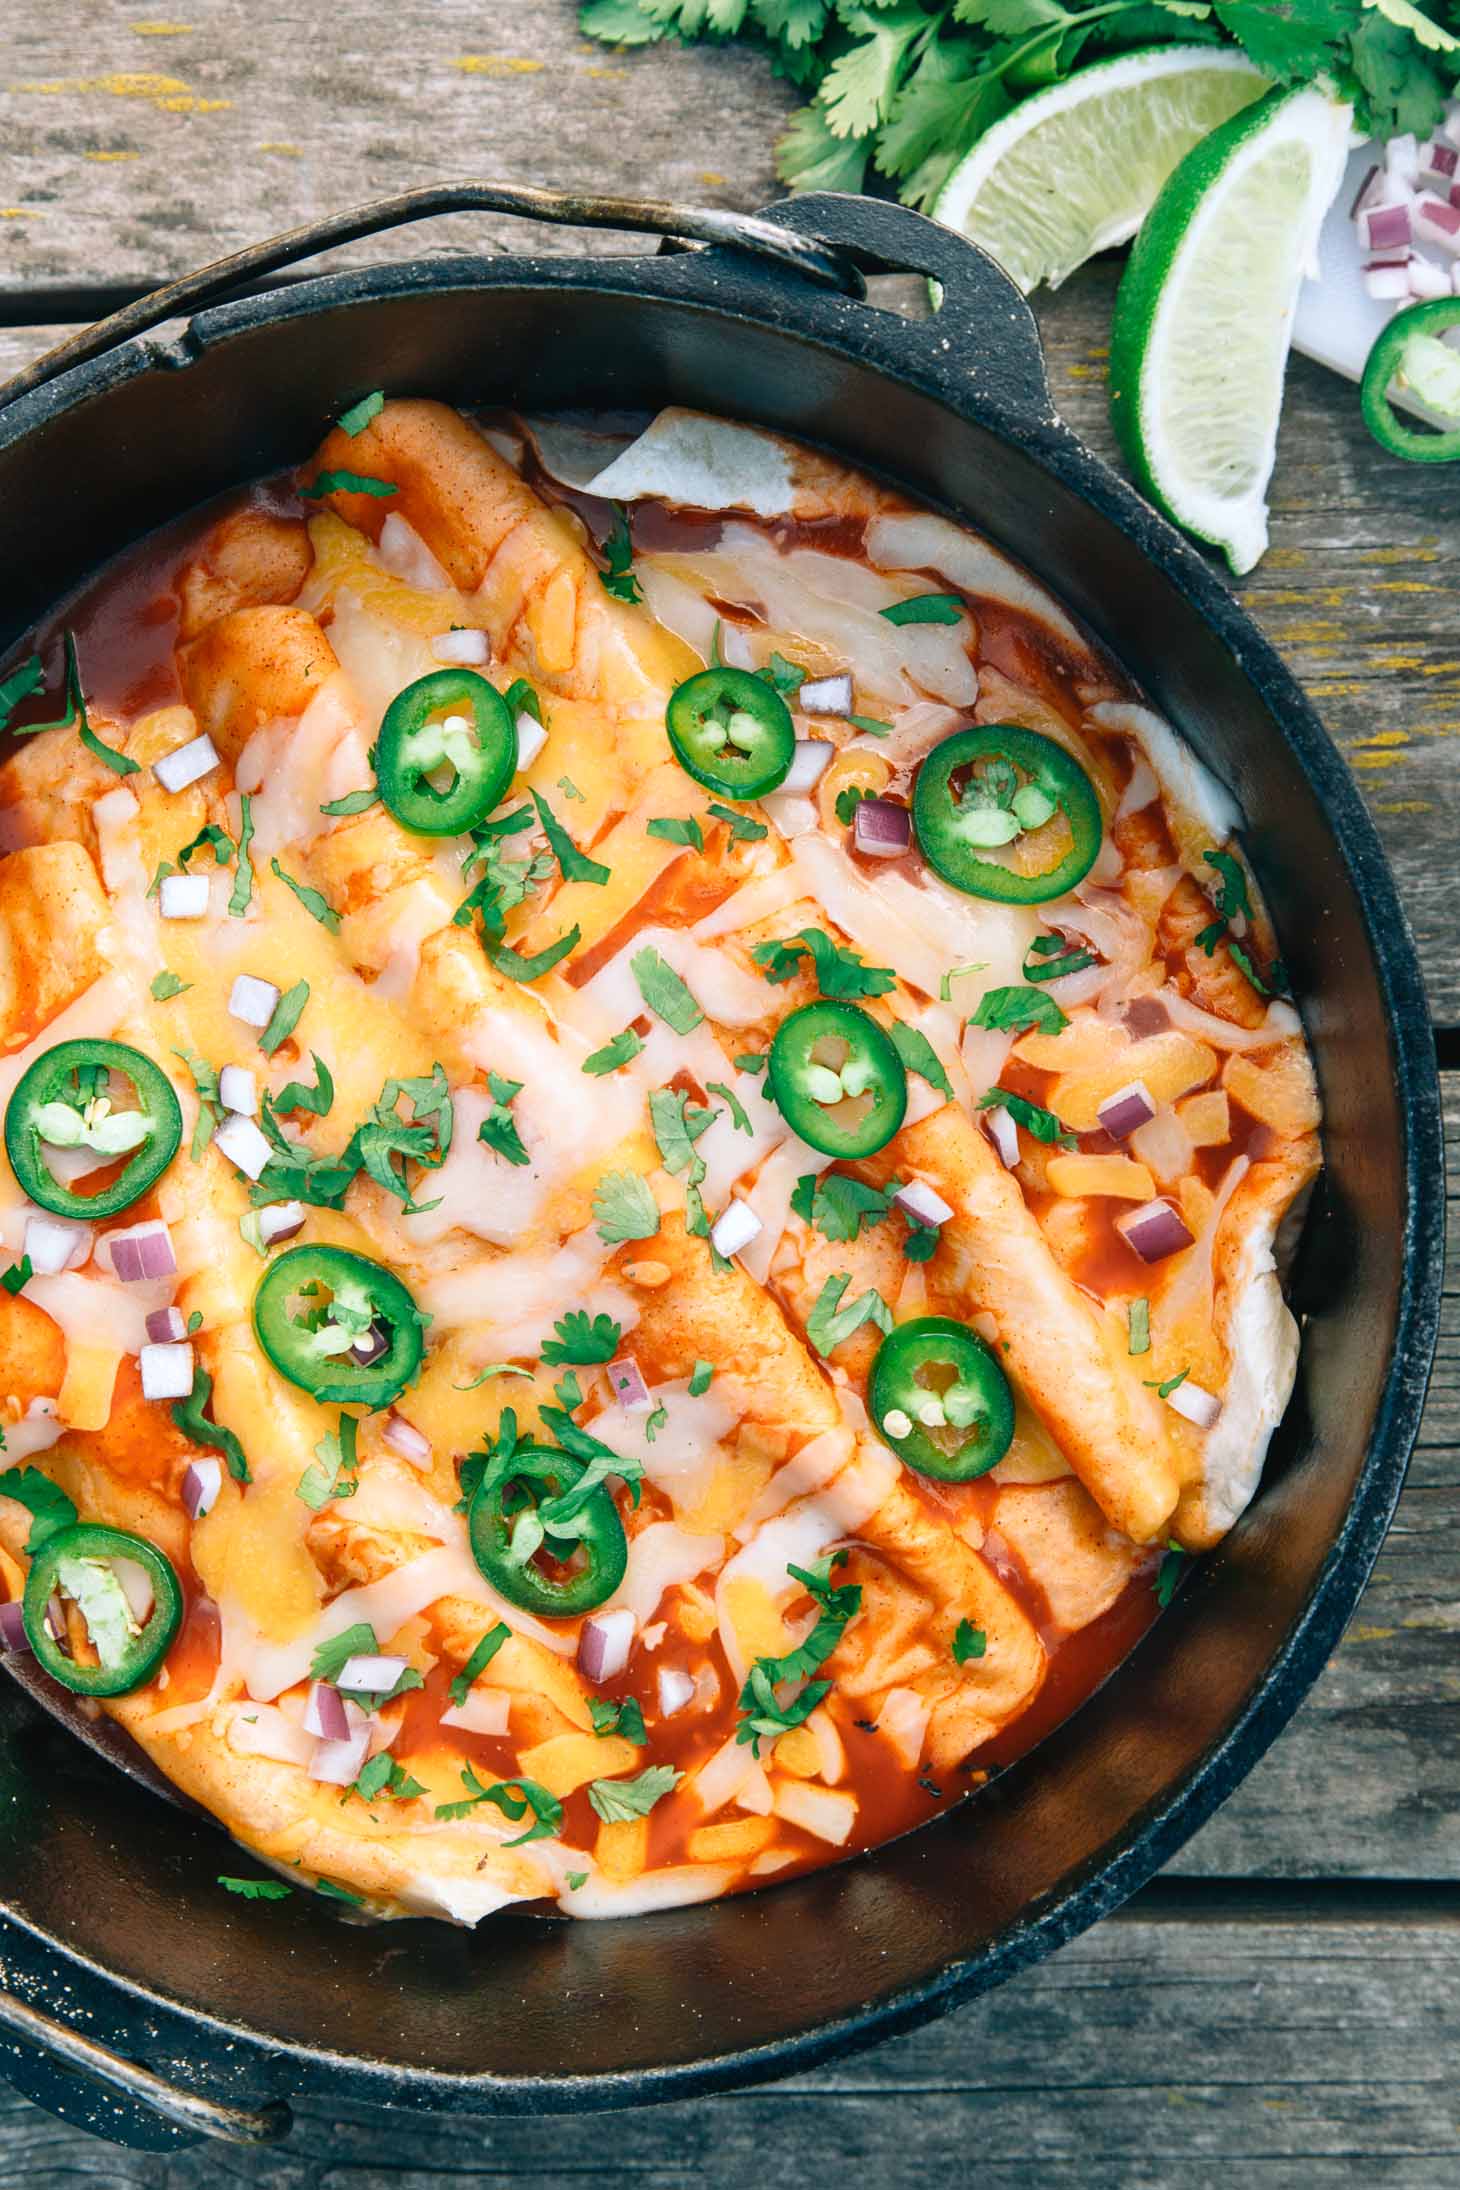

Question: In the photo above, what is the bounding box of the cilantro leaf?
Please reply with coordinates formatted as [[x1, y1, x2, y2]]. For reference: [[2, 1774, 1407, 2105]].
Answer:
[[587, 1764, 682, 1822], [588, 1695, 648, 1744], [689, 1358, 714, 1396], [270, 857, 341, 932], [273, 1053, 335, 1118], [805, 1271, 893, 1357], [0, 1466, 78, 1554], [631, 945, 704, 1033], [533, 790, 610, 886], [593, 1170, 661, 1244], [582, 1027, 645, 1076], [706, 799, 768, 842], [952, 1619, 987, 1665], [435, 1769, 564, 1842], [886, 1021, 953, 1098], [485, 926, 580, 984], [229, 793, 256, 917], [648, 815, 704, 851], [150, 970, 190, 1002], [171, 1364, 250, 1483], [22, 632, 138, 776], [479, 1070, 530, 1168], [449, 1621, 511, 1708], [309, 1622, 378, 1683], [0, 654, 44, 734], [300, 469, 396, 499], [790, 1170, 897, 1244], [751, 926, 895, 999], [1128, 1298, 1151, 1357], [598, 504, 642, 604], [1155, 1543, 1187, 1610], [259, 979, 309, 1057], [337, 390, 384, 436], [736, 1550, 861, 1755], [978, 1088, 1076, 1148], [541, 1310, 623, 1366], [649, 1086, 717, 1181], [880, 592, 964, 625], [320, 785, 380, 818], [970, 985, 1068, 1037], [218, 1876, 292, 1901], [349, 1754, 426, 1805], [1203, 846, 1252, 924], [1024, 933, 1096, 983], [706, 1079, 752, 1134]]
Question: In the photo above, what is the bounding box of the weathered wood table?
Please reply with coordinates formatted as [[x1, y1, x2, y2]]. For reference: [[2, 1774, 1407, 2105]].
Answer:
[[1, 5, 1456, 2182]]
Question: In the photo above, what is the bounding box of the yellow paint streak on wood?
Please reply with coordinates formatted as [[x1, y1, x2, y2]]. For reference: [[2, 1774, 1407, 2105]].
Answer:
[[1353, 729, 1411, 747], [1271, 619, 1347, 644], [84, 149, 139, 161], [1262, 548, 1309, 569], [131, 20, 194, 31], [1365, 542, 1439, 563], [698, 172, 727, 186], [1348, 1624, 1398, 1643], [452, 55, 545, 75], [11, 72, 229, 113], [1350, 752, 1407, 771], [1375, 799, 1433, 814], [1374, 578, 1440, 593], [0, 209, 30, 219], [1249, 588, 1347, 609], [259, 141, 301, 155]]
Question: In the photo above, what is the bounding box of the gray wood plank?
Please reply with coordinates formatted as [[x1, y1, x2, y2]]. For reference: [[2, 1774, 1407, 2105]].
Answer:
[[1, 1896, 1458, 2183]]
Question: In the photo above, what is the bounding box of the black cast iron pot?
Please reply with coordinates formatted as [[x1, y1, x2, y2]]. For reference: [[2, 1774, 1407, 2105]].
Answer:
[[0, 184, 1443, 2152]]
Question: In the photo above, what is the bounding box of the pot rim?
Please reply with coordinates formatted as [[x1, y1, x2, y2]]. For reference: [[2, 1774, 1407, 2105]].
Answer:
[[0, 207, 1444, 2115]]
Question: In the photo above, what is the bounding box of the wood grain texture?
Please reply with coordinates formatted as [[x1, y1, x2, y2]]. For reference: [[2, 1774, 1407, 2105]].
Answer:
[[1, 1893, 1458, 2184]]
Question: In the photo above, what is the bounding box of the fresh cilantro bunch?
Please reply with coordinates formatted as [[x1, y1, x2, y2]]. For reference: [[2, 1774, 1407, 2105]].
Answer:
[[584, 0, 1460, 214]]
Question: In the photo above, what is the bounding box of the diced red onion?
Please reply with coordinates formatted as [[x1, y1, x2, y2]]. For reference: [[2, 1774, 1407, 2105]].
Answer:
[[578, 1608, 635, 1684], [158, 872, 209, 921], [432, 627, 490, 665], [308, 1725, 372, 1787], [657, 1666, 696, 1718], [304, 1680, 352, 1742], [781, 738, 835, 794], [334, 1653, 409, 1695], [146, 1305, 187, 1345], [984, 1105, 1020, 1169], [853, 797, 911, 858], [516, 714, 548, 771], [383, 1411, 431, 1465], [22, 1212, 91, 1277], [1350, 163, 1385, 222], [153, 733, 220, 794], [218, 1065, 257, 1116], [1422, 139, 1458, 184], [1414, 192, 1460, 252], [349, 1321, 389, 1367], [214, 1112, 273, 1180], [1166, 1378, 1222, 1431], [1360, 202, 1412, 251], [139, 1341, 195, 1402], [1123, 996, 1169, 1038], [181, 1457, 222, 1521], [257, 1201, 305, 1245], [798, 672, 852, 718], [441, 1687, 511, 1737], [108, 1220, 177, 1283], [1096, 1079, 1157, 1141], [893, 1179, 953, 1229], [710, 1199, 762, 1260], [229, 974, 280, 1029], [1115, 1198, 1194, 1265], [606, 1357, 652, 1412], [0, 1603, 30, 1654]]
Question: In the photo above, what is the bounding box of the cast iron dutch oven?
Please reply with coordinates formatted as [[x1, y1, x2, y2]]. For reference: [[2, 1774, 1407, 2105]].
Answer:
[[0, 183, 1443, 2151]]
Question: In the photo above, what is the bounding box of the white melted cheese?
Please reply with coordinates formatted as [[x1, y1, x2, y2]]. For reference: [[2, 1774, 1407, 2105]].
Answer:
[[865, 510, 1087, 652], [587, 409, 796, 517], [1088, 700, 1243, 843], [1199, 1205, 1300, 1534], [789, 831, 1036, 1001], [235, 672, 372, 854], [604, 1520, 725, 1630], [581, 922, 769, 1031]]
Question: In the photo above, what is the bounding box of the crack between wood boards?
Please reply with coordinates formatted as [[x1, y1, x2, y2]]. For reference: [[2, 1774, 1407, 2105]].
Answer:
[[1114, 1877, 1460, 1926]]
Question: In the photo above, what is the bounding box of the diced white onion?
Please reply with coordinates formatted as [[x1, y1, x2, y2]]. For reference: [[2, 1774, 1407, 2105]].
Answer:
[[158, 873, 209, 921], [139, 1341, 195, 1402], [22, 1212, 91, 1276], [516, 713, 548, 771], [431, 627, 489, 665], [153, 734, 220, 794], [770, 1777, 856, 1846], [377, 512, 451, 592], [441, 1688, 512, 1737], [182, 1457, 222, 1520], [257, 1201, 305, 1245], [218, 1065, 257, 1115], [984, 1105, 1020, 1169], [334, 1653, 410, 1695], [1167, 1378, 1222, 1431], [308, 1725, 373, 1787], [657, 1666, 696, 1718], [228, 974, 280, 1029], [214, 1112, 273, 1181], [798, 673, 852, 717], [710, 1199, 762, 1260], [781, 739, 835, 794]]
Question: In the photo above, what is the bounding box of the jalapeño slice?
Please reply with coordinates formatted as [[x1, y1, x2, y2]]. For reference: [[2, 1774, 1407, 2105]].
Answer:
[[913, 724, 1102, 904], [666, 667, 795, 800], [252, 1244, 423, 1407], [1360, 298, 1460, 464], [468, 1443, 627, 1619], [23, 1523, 184, 1697], [768, 1001, 907, 1159], [869, 1315, 1014, 1481], [5, 1038, 182, 1219], [376, 668, 517, 836]]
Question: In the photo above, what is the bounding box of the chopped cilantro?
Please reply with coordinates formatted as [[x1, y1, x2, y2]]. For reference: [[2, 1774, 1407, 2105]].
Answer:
[[706, 1080, 752, 1134], [751, 926, 895, 1000], [880, 593, 964, 626], [566, 1870, 589, 1892], [273, 1052, 334, 1118], [486, 927, 580, 984], [790, 1171, 897, 1245], [219, 1876, 293, 1901], [337, 389, 384, 436], [270, 857, 340, 932], [970, 985, 1068, 1037], [557, 775, 586, 803], [886, 1022, 952, 1098], [1, 1256, 32, 1297], [631, 945, 704, 1034], [648, 815, 704, 851], [1155, 1543, 1187, 1610], [0, 655, 44, 734], [835, 785, 869, 827], [587, 1764, 682, 1822], [688, 1359, 714, 1396], [299, 469, 396, 499], [706, 799, 768, 842], [171, 1365, 250, 1484], [952, 1620, 987, 1665], [806, 1271, 893, 1357], [505, 677, 541, 723], [228, 793, 256, 918], [589, 1695, 647, 1744], [736, 1552, 861, 1755], [1024, 933, 1095, 984], [478, 1070, 530, 1168], [592, 1170, 660, 1244], [435, 1769, 563, 1842], [150, 970, 190, 1002], [598, 505, 641, 604], [449, 1621, 510, 1708], [319, 786, 380, 818], [0, 1466, 78, 1553], [582, 1027, 645, 1076], [649, 1086, 717, 1182], [978, 1089, 1076, 1148], [349, 1754, 426, 1805], [762, 651, 805, 696], [1146, 1366, 1190, 1400], [541, 1310, 623, 1366], [533, 790, 609, 887], [259, 979, 309, 1058], [1128, 1298, 1151, 1357]]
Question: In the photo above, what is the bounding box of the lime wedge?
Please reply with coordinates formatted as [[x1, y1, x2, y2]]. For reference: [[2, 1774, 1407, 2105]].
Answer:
[[1109, 85, 1352, 575], [933, 47, 1269, 296]]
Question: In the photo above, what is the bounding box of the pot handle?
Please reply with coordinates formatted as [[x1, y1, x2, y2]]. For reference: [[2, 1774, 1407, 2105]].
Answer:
[[0, 182, 865, 412], [744, 192, 1056, 428], [0, 1982, 291, 2146]]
